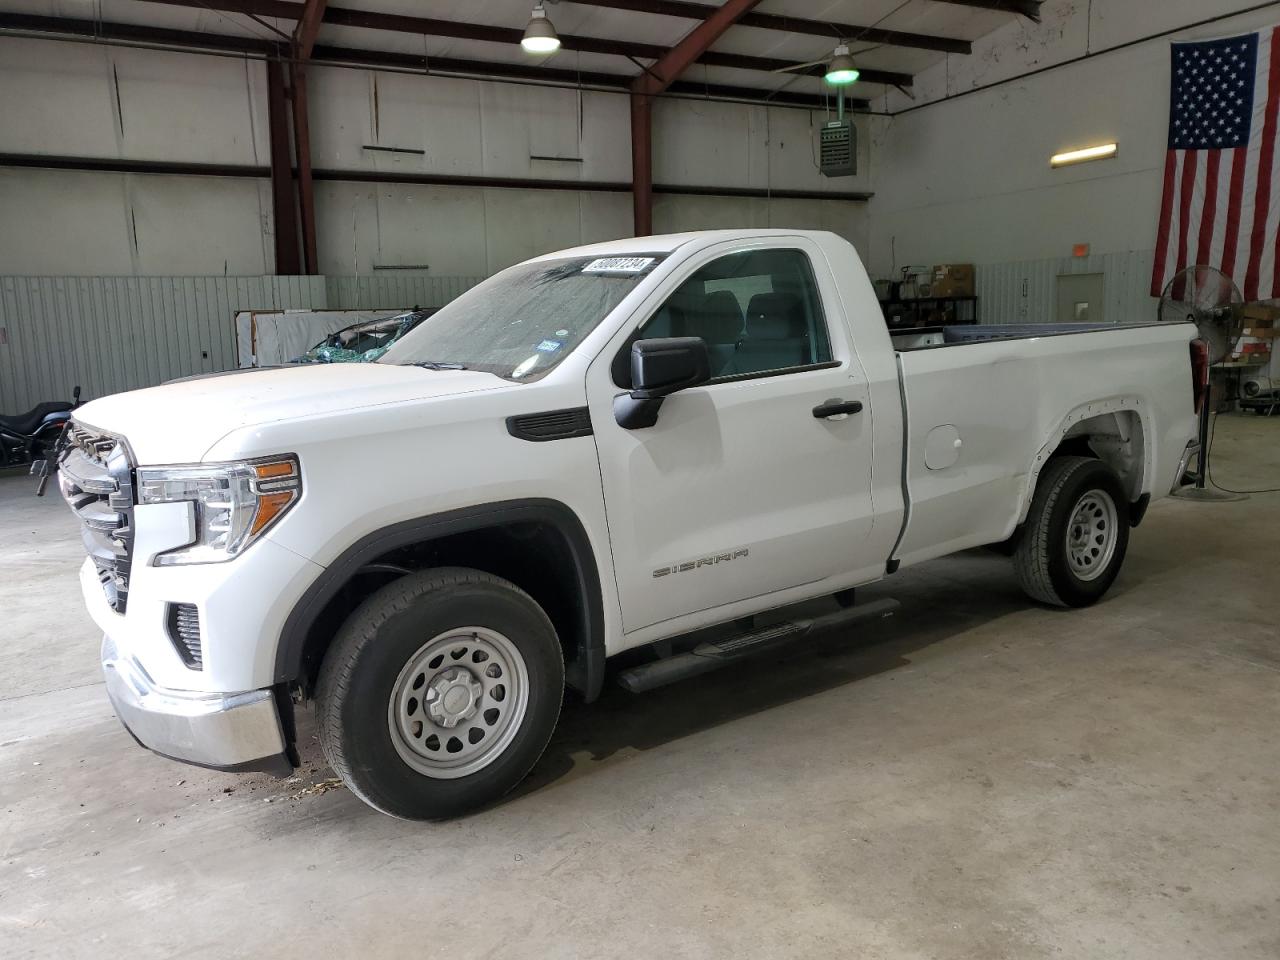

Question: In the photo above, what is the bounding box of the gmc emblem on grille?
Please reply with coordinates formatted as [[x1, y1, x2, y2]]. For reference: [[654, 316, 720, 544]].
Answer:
[[652, 548, 749, 578]]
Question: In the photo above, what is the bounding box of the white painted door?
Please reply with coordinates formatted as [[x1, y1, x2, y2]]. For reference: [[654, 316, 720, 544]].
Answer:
[[1057, 273, 1106, 324], [587, 240, 878, 634]]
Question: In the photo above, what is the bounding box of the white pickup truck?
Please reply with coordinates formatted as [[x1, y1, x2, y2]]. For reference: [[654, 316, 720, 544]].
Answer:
[[55, 230, 1203, 819]]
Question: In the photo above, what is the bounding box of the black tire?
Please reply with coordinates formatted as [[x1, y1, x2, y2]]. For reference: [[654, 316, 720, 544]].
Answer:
[[1014, 456, 1130, 608], [316, 567, 564, 820]]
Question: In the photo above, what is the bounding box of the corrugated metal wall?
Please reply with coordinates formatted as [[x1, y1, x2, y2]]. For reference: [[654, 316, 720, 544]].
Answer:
[[323, 275, 482, 310], [0, 274, 480, 412], [976, 250, 1159, 326]]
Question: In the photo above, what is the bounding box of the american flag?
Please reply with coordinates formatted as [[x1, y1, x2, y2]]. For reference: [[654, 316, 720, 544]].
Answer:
[[1151, 28, 1280, 300]]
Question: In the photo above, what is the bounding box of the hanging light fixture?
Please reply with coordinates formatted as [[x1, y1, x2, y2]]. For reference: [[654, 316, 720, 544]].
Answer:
[[824, 44, 860, 85], [521, 2, 561, 54]]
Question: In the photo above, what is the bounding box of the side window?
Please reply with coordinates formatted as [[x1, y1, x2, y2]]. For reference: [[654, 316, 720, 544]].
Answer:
[[614, 248, 833, 387]]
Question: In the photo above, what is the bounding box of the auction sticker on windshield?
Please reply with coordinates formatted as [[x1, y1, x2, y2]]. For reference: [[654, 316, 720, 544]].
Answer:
[[582, 257, 655, 274]]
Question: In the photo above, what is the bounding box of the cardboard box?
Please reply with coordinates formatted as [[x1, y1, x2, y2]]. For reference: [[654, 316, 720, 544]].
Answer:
[[1231, 341, 1273, 363], [931, 263, 975, 297], [1241, 326, 1280, 338], [1241, 302, 1280, 323]]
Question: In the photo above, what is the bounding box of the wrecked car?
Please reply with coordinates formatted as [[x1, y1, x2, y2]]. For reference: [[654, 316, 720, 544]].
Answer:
[[293, 309, 434, 364]]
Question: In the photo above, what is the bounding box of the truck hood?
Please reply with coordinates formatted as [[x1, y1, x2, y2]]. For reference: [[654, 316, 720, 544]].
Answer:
[[75, 364, 510, 464]]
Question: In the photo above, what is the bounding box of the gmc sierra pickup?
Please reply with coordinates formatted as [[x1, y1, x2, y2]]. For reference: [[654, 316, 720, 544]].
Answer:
[[55, 230, 1202, 819]]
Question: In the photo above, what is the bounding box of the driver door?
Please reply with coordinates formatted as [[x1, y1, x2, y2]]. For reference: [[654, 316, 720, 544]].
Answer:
[[587, 238, 879, 636]]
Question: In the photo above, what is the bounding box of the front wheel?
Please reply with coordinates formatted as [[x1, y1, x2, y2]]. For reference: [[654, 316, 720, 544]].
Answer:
[[1014, 456, 1130, 607], [316, 568, 564, 820]]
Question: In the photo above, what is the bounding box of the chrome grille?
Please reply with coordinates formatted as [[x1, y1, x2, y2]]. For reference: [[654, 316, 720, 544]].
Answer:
[[167, 603, 203, 669], [58, 422, 135, 613]]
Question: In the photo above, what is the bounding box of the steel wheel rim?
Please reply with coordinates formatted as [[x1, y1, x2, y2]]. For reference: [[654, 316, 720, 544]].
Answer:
[[1065, 489, 1118, 582], [387, 626, 530, 780]]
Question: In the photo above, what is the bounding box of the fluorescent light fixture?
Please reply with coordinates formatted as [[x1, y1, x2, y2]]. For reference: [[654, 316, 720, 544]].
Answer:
[[1051, 143, 1118, 167], [521, 3, 561, 53], [824, 44, 860, 86]]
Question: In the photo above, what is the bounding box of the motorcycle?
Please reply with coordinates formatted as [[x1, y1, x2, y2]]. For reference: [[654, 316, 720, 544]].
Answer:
[[0, 386, 80, 494]]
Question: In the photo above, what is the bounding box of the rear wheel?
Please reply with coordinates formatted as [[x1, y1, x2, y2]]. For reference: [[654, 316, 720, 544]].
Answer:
[[1014, 456, 1130, 607], [316, 568, 564, 820]]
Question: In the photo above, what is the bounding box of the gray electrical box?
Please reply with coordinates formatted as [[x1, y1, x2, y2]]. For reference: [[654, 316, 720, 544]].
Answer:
[[819, 119, 856, 177]]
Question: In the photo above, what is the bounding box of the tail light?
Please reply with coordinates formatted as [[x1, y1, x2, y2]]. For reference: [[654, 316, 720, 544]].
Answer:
[[1190, 339, 1209, 414]]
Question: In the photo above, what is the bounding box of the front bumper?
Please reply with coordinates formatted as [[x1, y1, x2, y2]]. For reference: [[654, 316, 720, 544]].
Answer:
[[102, 634, 292, 775]]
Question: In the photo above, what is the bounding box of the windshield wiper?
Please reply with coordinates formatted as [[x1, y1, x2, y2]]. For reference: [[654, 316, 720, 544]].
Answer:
[[405, 361, 467, 370]]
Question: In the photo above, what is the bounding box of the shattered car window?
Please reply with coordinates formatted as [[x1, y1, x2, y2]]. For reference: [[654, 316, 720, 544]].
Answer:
[[378, 255, 665, 381], [296, 311, 433, 364]]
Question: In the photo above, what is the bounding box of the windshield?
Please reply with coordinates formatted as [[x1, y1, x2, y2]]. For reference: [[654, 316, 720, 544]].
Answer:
[[378, 255, 665, 380]]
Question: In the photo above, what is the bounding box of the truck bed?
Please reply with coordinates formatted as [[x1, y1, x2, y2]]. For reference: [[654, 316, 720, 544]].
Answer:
[[893, 322, 1156, 350], [890, 321, 1198, 567]]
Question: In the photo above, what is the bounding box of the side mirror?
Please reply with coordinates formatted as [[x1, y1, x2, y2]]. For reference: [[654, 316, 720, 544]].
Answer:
[[614, 337, 711, 429]]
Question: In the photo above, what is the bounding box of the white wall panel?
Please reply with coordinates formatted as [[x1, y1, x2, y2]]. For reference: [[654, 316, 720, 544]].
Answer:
[[480, 83, 582, 177], [0, 38, 870, 281], [0, 169, 270, 275], [128, 176, 272, 275], [482, 189, 604, 271], [652, 194, 869, 255], [0, 169, 135, 274], [869, 0, 1279, 278], [0, 38, 265, 165], [112, 47, 266, 164], [579, 91, 633, 182], [974, 250, 1157, 326], [653, 98, 761, 189], [307, 64, 377, 168], [0, 39, 120, 157], [378, 72, 485, 174], [578, 190, 633, 247], [314, 181, 488, 275]]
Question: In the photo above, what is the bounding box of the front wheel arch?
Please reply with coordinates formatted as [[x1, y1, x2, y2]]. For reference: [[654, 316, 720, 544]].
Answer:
[[275, 499, 605, 702]]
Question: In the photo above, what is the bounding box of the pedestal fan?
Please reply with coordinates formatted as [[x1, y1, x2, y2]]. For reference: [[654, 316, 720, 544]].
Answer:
[[1157, 265, 1248, 502]]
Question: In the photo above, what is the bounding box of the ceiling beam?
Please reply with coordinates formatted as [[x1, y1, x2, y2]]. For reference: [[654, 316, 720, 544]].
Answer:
[[130, 0, 913, 85], [566, 0, 971, 55], [291, 0, 325, 58], [930, 0, 1041, 21], [0, 13, 867, 111], [633, 0, 762, 95]]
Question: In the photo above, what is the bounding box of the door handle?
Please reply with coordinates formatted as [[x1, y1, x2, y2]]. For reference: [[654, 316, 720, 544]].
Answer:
[[812, 398, 863, 421]]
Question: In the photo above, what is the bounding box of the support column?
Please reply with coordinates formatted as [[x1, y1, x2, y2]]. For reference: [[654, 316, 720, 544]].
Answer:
[[627, 0, 763, 236], [290, 62, 318, 274], [291, 0, 328, 275], [266, 58, 302, 275], [630, 91, 653, 238]]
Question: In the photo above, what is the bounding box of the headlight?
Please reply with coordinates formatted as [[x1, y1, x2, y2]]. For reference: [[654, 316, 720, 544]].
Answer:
[[137, 455, 301, 565]]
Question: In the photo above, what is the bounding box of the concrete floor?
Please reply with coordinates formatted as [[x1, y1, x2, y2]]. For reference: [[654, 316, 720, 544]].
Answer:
[[2, 414, 1277, 959]]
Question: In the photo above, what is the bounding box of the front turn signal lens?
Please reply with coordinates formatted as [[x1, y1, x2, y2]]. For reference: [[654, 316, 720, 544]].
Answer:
[[251, 489, 297, 535]]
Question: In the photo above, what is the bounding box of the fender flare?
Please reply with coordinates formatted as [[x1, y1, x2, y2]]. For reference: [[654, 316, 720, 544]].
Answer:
[[1017, 396, 1153, 525], [274, 498, 606, 701]]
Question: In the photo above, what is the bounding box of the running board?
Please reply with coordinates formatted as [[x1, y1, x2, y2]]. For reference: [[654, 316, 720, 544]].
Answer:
[[616, 598, 900, 694]]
